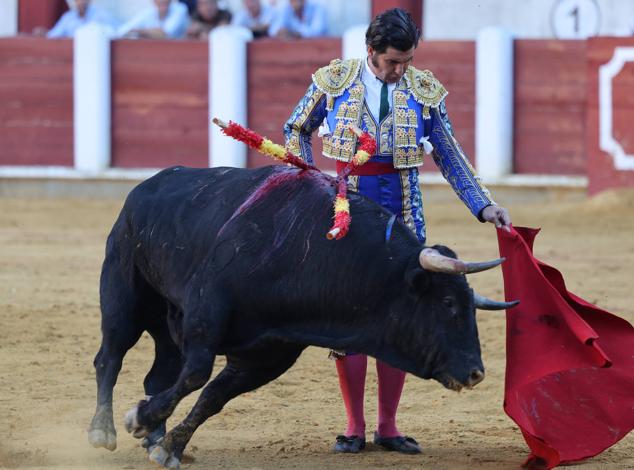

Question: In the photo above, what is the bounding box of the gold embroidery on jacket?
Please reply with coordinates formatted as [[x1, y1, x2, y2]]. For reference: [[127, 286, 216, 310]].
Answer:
[[391, 84, 423, 168], [322, 77, 364, 162], [394, 146, 425, 169], [399, 170, 416, 234], [286, 85, 325, 156], [404, 67, 448, 117], [361, 104, 377, 141], [431, 107, 494, 203], [312, 59, 363, 97]]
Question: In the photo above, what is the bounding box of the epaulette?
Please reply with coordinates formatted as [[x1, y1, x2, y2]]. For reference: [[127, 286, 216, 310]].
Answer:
[[405, 67, 448, 108], [312, 58, 363, 97]]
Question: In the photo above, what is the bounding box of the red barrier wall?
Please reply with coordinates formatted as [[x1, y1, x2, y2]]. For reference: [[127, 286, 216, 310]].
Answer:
[[247, 38, 341, 171], [18, 0, 68, 33], [372, 0, 423, 31], [110, 39, 208, 169], [5, 35, 629, 190], [587, 37, 634, 195], [513, 40, 587, 175], [414, 40, 475, 172], [0, 37, 73, 166]]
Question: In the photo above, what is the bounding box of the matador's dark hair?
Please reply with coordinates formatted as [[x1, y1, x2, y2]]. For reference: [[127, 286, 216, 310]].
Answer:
[[365, 8, 421, 53]]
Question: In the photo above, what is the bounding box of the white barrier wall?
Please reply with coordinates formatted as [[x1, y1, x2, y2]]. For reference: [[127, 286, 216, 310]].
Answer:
[[209, 26, 252, 168], [476, 27, 514, 179], [0, 0, 18, 37], [425, 0, 634, 39], [343, 24, 368, 60], [74, 24, 112, 174]]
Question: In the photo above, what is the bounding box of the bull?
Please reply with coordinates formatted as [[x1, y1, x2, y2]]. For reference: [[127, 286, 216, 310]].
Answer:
[[88, 165, 517, 469]]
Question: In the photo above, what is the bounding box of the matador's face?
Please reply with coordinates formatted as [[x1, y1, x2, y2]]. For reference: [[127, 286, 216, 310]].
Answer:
[[367, 46, 415, 84]]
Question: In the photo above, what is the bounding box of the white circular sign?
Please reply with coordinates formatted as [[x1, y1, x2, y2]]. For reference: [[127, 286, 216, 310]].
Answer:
[[551, 0, 601, 39]]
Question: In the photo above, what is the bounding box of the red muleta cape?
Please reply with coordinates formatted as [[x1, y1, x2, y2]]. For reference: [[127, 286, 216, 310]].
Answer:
[[497, 226, 634, 469]]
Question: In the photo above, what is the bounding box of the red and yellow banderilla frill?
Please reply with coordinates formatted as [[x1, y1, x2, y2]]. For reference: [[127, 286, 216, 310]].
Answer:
[[211, 118, 376, 240], [326, 125, 376, 240]]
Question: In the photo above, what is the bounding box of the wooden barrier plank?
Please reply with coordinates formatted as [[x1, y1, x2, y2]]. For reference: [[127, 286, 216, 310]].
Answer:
[[247, 38, 339, 171], [586, 37, 634, 194], [415, 41, 476, 163], [0, 37, 73, 166], [513, 40, 587, 175], [111, 39, 208, 169]]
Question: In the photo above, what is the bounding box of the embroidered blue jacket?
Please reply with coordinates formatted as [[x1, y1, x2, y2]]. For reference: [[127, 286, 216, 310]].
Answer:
[[284, 58, 494, 219]]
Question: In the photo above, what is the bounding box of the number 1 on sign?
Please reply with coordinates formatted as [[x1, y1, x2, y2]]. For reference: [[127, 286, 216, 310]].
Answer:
[[569, 6, 579, 33], [551, 0, 600, 39]]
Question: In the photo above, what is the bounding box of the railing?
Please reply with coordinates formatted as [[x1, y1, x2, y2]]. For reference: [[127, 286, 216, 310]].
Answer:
[[3, 33, 632, 194]]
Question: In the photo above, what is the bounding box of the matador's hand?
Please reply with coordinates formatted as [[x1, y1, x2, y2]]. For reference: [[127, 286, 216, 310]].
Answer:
[[482, 204, 512, 232]]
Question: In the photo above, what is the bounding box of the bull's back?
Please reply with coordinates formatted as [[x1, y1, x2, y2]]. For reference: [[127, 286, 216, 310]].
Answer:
[[106, 165, 337, 295], [130, 166, 277, 217], [123, 166, 277, 238]]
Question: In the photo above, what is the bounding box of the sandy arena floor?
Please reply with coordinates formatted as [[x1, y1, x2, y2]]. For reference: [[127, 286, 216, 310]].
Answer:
[[0, 185, 633, 470]]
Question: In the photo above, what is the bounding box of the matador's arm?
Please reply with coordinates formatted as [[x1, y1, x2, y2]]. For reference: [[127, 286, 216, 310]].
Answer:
[[429, 100, 494, 221], [283, 83, 327, 164]]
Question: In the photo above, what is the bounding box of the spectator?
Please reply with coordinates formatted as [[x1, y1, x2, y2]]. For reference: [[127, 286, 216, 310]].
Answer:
[[268, 0, 327, 38], [45, 0, 116, 38], [178, 0, 197, 15], [232, 0, 277, 38], [118, 0, 189, 39], [186, 0, 232, 40]]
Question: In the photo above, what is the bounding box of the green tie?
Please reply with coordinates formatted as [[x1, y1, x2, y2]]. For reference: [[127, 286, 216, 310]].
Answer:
[[379, 81, 389, 122]]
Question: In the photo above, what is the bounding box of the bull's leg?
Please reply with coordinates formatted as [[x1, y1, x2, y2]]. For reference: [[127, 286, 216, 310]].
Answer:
[[124, 298, 226, 439], [140, 322, 183, 452], [149, 345, 304, 469], [89, 247, 169, 451], [88, 260, 146, 451]]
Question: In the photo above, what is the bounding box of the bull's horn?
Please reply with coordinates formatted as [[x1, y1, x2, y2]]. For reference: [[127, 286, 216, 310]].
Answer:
[[419, 248, 505, 275], [473, 292, 520, 310]]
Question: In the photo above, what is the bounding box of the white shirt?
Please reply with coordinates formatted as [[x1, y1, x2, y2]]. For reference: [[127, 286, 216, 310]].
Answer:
[[232, 4, 277, 30], [361, 57, 397, 123], [268, 0, 328, 38], [47, 5, 116, 38], [117, 1, 189, 39], [361, 57, 434, 153]]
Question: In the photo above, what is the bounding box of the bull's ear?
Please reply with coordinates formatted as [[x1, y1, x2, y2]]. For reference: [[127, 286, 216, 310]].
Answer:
[[405, 266, 430, 294]]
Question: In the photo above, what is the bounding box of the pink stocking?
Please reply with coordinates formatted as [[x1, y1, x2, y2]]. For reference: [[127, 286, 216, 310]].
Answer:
[[335, 354, 367, 437], [376, 359, 406, 437]]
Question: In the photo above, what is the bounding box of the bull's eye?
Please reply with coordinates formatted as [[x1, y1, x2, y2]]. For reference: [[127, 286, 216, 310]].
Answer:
[[442, 296, 459, 318]]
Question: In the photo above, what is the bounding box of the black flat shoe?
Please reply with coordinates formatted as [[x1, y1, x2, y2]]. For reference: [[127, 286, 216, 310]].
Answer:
[[334, 434, 366, 453], [373, 431, 422, 454]]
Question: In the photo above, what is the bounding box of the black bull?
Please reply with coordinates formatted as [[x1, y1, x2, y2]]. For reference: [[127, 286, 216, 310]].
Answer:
[[88, 165, 516, 468]]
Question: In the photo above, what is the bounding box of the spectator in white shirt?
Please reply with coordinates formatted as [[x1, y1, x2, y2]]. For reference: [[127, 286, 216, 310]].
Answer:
[[269, 0, 328, 39], [232, 0, 277, 38], [46, 0, 116, 38], [118, 0, 190, 39]]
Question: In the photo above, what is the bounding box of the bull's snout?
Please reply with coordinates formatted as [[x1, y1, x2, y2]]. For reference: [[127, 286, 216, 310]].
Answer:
[[466, 368, 485, 388]]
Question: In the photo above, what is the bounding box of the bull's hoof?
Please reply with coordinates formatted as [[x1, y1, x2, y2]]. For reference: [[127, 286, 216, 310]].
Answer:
[[124, 405, 151, 439], [141, 422, 166, 454], [88, 428, 117, 451], [149, 443, 181, 469]]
